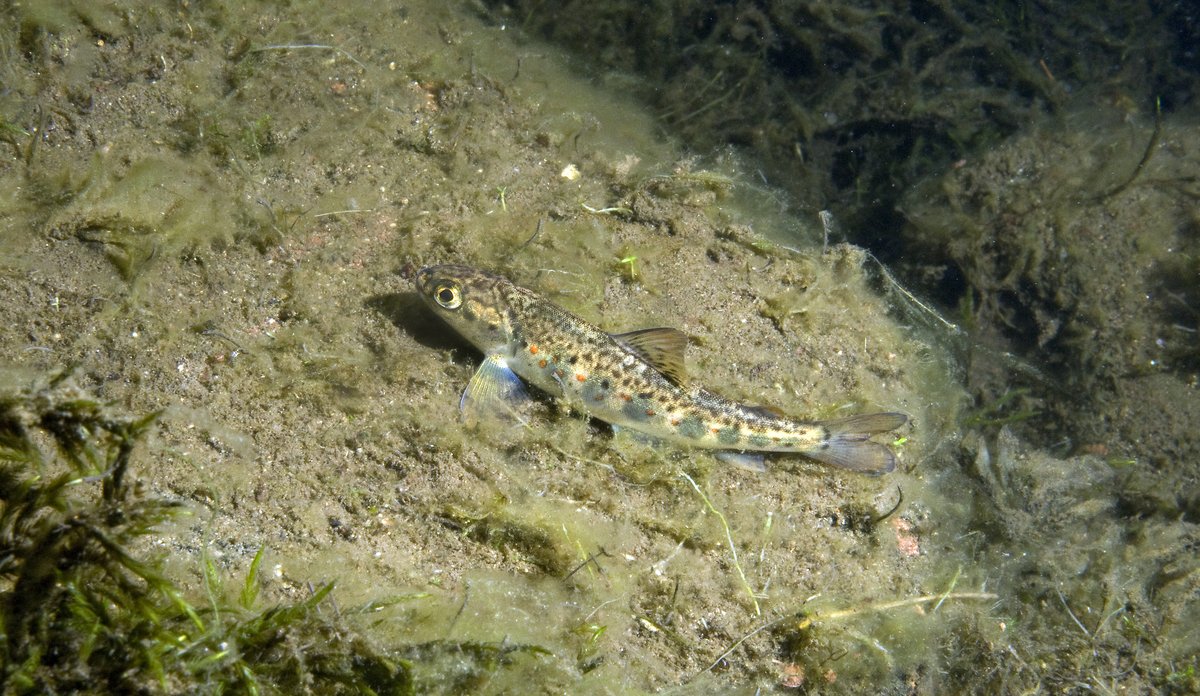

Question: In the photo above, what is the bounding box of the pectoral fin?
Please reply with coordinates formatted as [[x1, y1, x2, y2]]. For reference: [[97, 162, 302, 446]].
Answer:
[[460, 354, 531, 426], [611, 327, 689, 385]]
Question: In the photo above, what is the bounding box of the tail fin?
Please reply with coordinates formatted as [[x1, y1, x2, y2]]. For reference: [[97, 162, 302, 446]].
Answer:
[[808, 412, 908, 475]]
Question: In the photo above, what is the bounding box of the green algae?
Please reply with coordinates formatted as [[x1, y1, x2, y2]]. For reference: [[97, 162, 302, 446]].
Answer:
[[42, 154, 244, 281], [0, 371, 412, 693], [900, 112, 1200, 465]]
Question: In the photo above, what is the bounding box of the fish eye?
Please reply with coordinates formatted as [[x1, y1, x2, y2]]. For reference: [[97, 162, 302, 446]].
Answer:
[[434, 283, 462, 310]]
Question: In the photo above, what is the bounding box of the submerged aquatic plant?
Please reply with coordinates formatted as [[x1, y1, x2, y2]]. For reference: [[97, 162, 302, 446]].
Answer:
[[0, 371, 544, 694], [0, 371, 406, 693]]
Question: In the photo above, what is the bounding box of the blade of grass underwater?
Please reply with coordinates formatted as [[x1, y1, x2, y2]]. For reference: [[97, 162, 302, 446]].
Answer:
[[240, 545, 266, 610], [679, 471, 761, 617]]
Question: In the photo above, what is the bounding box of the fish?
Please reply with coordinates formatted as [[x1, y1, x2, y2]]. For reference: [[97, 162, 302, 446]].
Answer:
[[414, 264, 907, 474]]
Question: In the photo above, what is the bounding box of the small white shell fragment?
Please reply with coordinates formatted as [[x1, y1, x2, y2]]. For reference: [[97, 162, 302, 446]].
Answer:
[[560, 163, 581, 180]]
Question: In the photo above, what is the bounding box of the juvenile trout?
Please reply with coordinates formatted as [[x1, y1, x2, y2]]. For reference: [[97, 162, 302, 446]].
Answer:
[[415, 264, 907, 474]]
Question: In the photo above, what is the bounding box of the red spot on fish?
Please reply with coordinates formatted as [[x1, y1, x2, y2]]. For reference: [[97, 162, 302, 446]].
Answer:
[[529, 345, 539, 354], [619, 393, 631, 401], [710, 427, 720, 434], [670, 418, 681, 426], [645, 409, 656, 416], [538, 359, 548, 368], [575, 373, 587, 382]]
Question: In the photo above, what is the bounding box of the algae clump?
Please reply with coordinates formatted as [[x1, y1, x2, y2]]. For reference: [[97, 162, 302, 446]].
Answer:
[[0, 370, 560, 694]]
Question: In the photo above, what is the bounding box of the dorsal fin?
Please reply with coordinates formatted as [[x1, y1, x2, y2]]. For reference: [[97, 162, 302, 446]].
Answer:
[[611, 327, 689, 385]]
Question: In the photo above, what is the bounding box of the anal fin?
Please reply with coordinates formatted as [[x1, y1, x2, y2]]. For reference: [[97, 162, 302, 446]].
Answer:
[[715, 451, 768, 473]]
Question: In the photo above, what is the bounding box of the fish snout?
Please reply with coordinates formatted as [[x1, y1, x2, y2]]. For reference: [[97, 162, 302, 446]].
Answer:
[[414, 266, 437, 296]]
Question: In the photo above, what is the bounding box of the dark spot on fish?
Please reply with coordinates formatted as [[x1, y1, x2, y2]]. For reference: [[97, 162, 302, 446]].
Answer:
[[621, 397, 652, 422], [600, 378, 611, 390], [638, 392, 653, 400], [487, 322, 499, 332], [747, 433, 770, 448], [463, 307, 477, 322], [717, 428, 741, 445], [676, 416, 707, 440], [582, 380, 606, 402], [568, 355, 577, 364]]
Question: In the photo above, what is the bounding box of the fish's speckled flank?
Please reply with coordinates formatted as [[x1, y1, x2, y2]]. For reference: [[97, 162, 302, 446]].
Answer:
[[414, 264, 907, 474]]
